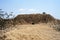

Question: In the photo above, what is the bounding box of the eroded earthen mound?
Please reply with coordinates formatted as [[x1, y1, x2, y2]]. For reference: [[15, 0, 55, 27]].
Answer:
[[0, 13, 60, 30]]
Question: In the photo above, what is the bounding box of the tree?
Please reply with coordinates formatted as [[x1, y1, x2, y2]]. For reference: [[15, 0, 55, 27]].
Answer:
[[5, 12, 14, 19], [4, 12, 12, 18], [0, 9, 4, 18], [0, 9, 2, 10], [43, 12, 46, 14], [0, 9, 14, 19]]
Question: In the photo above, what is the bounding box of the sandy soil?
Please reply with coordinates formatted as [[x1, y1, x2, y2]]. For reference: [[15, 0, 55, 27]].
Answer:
[[1, 24, 60, 40]]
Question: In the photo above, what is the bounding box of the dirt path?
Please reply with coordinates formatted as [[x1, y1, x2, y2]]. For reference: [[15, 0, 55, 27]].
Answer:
[[5, 24, 60, 40]]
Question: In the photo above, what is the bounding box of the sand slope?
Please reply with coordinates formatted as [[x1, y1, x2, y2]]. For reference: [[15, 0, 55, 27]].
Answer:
[[4, 24, 60, 40]]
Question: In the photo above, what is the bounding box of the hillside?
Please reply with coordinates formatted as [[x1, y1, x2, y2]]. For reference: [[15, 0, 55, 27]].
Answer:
[[1, 24, 60, 40], [0, 13, 60, 40], [0, 13, 60, 30], [0, 14, 58, 29], [14, 14, 55, 24]]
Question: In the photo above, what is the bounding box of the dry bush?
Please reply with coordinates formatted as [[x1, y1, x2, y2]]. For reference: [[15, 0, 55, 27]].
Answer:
[[0, 35, 7, 40], [53, 24, 60, 31]]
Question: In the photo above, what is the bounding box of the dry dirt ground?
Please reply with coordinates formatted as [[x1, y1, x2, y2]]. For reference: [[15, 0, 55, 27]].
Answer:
[[1, 23, 60, 40]]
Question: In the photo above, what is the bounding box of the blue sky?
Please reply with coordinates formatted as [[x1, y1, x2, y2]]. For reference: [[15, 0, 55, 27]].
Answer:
[[0, 0, 60, 19]]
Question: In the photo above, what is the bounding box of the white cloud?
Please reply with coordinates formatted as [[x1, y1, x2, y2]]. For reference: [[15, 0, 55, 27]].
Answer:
[[19, 8, 40, 14], [19, 8, 26, 12], [19, 9, 25, 11], [28, 9, 36, 12]]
